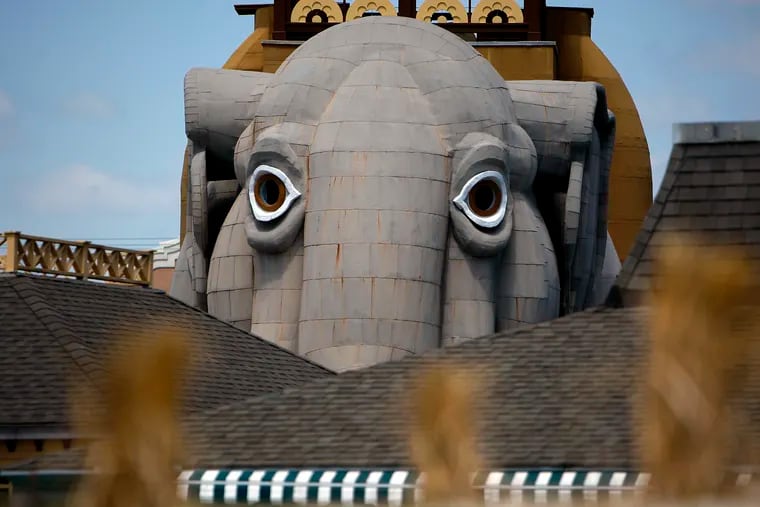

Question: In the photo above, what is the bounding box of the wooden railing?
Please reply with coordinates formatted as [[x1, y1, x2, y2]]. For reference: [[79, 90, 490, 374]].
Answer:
[[0, 232, 154, 286]]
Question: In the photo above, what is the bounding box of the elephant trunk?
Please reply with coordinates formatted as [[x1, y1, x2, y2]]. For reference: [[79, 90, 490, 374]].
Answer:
[[297, 205, 448, 372], [295, 59, 452, 372]]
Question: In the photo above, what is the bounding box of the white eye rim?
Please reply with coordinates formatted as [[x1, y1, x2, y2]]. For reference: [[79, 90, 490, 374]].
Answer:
[[452, 170, 508, 229], [248, 164, 302, 222]]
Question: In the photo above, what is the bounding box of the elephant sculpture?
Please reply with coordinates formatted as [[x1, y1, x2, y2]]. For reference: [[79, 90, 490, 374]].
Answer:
[[171, 16, 621, 372]]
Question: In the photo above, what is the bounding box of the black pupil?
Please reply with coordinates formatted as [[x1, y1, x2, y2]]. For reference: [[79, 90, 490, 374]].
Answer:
[[260, 178, 281, 205], [472, 181, 495, 212]]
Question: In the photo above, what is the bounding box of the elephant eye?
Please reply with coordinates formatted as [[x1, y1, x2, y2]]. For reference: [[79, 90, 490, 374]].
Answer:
[[452, 171, 508, 229], [248, 164, 301, 222]]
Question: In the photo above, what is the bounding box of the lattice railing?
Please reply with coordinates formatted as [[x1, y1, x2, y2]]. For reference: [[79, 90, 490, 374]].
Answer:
[[0, 232, 154, 286]]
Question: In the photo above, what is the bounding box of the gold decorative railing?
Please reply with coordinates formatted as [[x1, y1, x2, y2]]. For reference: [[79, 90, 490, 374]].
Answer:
[[0, 232, 154, 286], [238, 0, 546, 42]]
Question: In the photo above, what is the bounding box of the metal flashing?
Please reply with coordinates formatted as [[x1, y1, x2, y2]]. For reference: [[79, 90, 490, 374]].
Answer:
[[673, 121, 760, 145]]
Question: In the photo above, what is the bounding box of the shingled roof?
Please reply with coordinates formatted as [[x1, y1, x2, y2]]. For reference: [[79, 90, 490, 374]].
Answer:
[[0, 273, 333, 437], [180, 305, 760, 470], [8, 306, 760, 476], [614, 121, 760, 304], [183, 306, 646, 469]]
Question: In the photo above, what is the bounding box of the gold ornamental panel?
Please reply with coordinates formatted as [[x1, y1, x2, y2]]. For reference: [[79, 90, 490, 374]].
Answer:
[[471, 0, 524, 23], [290, 0, 344, 23], [416, 0, 468, 23], [345, 0, 397, 21]]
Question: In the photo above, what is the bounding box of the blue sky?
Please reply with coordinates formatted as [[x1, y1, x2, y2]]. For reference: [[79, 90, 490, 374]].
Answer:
[[0, 0, 758, 250]]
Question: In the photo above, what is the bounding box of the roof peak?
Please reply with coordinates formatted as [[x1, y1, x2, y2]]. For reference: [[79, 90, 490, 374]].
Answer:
[[673, 121, 760, 145]]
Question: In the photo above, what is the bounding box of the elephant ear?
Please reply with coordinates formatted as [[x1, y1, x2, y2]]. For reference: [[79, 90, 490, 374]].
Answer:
[[170, 68, 272, 309], [507, 80, 616, 314], [184, 67, 272, 163]]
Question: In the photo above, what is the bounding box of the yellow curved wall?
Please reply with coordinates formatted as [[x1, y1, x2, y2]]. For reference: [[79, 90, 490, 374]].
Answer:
[[578, 39, 653, 260], [224, 7, 273, 71], [180, 144, 190, 246], [545, 8, 652, 260]]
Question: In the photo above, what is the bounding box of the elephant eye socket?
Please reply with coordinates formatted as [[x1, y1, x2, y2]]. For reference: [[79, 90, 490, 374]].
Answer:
[[452, 170, 507, 229], [249, 165, 301, 222]]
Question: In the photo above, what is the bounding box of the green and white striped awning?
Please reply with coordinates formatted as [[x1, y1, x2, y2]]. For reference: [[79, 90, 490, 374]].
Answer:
[[178, 468, 755, 505]]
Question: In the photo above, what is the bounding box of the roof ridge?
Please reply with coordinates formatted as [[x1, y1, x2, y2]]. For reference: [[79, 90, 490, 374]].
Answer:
[[12, 272, 166, 294], [181, 306, 648, 470], [10, 275, 102, 383], [188, 367, 344, 426], [188, 306, 623, 427], [162, 292, 336, 376], [674, 121, 760, 145], [442, 305, 615, 347]]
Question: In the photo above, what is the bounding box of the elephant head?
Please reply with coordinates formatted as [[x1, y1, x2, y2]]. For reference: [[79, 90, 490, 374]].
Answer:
[[171, 17, 619, 372]]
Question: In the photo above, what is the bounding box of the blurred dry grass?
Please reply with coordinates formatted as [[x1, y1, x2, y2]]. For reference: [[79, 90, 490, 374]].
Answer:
[[641, 237, 759, 500], [409, 364, 481, 504], [67, 327, 192, 507]]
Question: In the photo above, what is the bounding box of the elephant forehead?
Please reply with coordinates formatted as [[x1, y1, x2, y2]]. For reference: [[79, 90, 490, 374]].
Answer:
[[255, 18, 513, 129], [309, 61, 448, 170], [262, 58, 516, 156], [274, 43, 505, 94], [259, 54, 507, 124], [288, 16, 479, 61], [314, 60, 437, 126]]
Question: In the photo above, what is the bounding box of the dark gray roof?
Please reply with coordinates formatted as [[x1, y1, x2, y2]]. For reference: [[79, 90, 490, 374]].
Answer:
[[614, 121, 760, 304], [184, 307, 631, 469], [7, 308, 760, 474], [178, 305, 760, 470], [0, 273, 333, 434]]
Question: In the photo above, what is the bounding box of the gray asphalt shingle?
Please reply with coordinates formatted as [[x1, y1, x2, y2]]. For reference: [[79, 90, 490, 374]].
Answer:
[[0, 273, 333, 432], [182, 306, 649, 469], [615, 128, 760, 304]]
